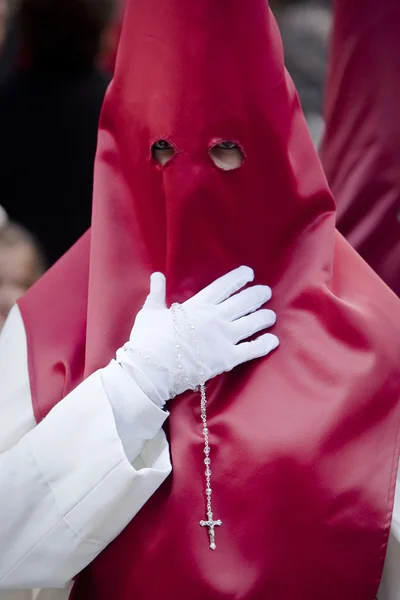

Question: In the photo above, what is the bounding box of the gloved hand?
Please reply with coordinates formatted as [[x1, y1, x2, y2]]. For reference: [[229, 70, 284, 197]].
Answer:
[[117, 266, 279, 408]]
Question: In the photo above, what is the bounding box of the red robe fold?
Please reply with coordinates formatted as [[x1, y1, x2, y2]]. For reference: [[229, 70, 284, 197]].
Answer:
[[321, 0, 400, 295]]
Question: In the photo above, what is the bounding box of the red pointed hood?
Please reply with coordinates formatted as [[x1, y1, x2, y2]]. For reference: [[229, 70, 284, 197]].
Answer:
[[84, 0, 335, 373], [19, 1, 400, 598]]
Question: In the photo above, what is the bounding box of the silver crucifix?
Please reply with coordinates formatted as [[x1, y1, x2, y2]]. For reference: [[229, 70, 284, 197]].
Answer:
[[200, 514, 222, 550]]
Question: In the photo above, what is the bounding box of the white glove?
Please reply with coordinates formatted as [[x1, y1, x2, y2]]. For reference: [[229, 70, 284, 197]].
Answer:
[[117, 266, 279, 408]]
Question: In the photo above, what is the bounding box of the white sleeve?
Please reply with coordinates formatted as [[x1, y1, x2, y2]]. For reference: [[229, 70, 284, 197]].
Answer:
[[0, 306, 172, 592], [378, 465, 400, 599]]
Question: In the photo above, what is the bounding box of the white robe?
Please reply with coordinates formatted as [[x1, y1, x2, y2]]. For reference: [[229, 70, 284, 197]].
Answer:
[[0, 306, 171, 598], [0, 306, 398, 599]]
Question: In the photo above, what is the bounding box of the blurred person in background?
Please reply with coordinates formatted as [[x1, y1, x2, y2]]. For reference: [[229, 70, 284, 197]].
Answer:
[[0, 206, 45, 331], [0, 1, 20, 87], [321, 0, 400, 298], [321, 4, 400, 592], [0, 0, 118, 267], [0, 0, 7, 47]]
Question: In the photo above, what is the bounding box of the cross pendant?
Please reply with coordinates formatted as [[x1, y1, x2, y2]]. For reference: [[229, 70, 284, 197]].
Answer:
[[200, 514, 222, 551]]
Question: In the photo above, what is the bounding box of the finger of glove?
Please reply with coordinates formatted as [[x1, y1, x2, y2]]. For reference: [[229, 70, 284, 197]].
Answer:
[[233, 333, 279, 366], [190, 266, 254, 306], [219, 285, 272, 321], [232, 309, 276, 343], [143, 272, 167, 309]]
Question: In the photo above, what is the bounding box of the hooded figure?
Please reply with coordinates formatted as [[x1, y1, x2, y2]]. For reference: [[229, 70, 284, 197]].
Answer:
[[0, 1, 399, 599], [321, 0, 400, 296]]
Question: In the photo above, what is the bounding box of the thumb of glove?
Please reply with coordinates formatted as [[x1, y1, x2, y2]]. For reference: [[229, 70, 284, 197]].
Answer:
[[143, 272, 167, 310]]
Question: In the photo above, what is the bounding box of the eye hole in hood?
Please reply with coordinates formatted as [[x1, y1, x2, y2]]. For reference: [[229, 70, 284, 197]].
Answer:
[[152, 139, 176, 166], [209, 141, 244, 171]]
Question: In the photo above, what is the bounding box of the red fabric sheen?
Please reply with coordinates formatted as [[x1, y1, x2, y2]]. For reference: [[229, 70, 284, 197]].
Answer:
[[18, 1, 400, 598], [321, 0, 400, 295]]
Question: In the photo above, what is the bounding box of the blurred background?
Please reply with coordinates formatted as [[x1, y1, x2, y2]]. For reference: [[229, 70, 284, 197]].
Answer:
[[273, 0, 332, 148], [0, 0, 125, 330]]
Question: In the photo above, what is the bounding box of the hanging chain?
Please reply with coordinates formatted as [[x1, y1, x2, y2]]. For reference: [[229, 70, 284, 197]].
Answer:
[[125, 303, 222, 550], [174, 304, 222, 551]]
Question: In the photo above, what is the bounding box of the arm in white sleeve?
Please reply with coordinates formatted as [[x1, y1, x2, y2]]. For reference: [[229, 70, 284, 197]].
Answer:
[[378, 467, 400, 599], [0, 305, 172, 591]]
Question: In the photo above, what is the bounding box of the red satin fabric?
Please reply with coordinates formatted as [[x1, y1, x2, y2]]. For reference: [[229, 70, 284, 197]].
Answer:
[[321, 0, 400, 295], [18, 1, 400, 598]]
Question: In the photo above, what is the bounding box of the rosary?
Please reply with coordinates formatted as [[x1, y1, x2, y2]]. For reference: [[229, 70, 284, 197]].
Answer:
[[127, 303, 222, 550]]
